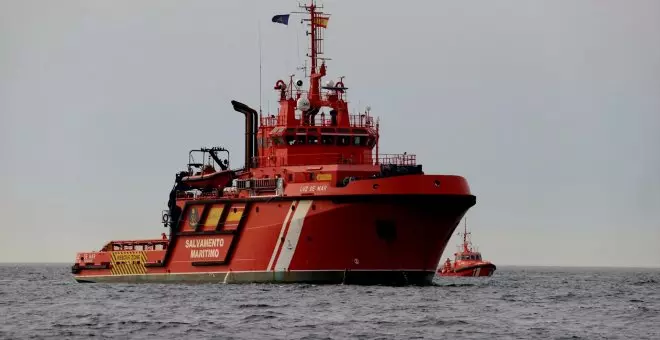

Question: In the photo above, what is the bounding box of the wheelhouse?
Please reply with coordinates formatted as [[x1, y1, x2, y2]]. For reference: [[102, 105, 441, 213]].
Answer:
[[455, 252, 482, 261]]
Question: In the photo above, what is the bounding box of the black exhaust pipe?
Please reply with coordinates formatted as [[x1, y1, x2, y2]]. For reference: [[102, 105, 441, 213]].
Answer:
[[231, 100, 258, 170], [252, 109, 258, 166], [307, 107, 320, 126]]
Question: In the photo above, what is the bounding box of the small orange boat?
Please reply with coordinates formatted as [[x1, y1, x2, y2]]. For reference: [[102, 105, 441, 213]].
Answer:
[[437, 218, 495, 277]]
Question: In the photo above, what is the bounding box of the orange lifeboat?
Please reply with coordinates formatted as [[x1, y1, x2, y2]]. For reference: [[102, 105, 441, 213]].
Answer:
[[437, 218, 496, 277]]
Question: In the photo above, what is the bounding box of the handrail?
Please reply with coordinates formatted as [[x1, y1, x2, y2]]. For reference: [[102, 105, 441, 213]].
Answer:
[[260, 114, 374, 128], [251, 152, 416, 167]]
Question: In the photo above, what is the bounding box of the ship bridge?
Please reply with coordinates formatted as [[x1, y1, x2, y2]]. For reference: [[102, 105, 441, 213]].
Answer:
[[223, 1, 415, 171], [221, 0, 420, 191], [256, 97, 386, 167]]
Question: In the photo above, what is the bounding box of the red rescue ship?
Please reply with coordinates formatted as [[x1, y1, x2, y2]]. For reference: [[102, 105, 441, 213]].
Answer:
[[71, 1, 477, 285], [437, 219, 496, 277]]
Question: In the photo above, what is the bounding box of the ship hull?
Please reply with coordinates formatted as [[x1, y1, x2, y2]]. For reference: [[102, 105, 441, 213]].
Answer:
[[73, 194, 474, 286], [438, 263, 496, 277], [74, 270, 435, 285]]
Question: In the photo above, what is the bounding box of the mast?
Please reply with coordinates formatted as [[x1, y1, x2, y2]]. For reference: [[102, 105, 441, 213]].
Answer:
[[295, 0, 329, 102], [462, 217, 471, 253], [309, 2, 317, 77], [258, 19, 262, 116]]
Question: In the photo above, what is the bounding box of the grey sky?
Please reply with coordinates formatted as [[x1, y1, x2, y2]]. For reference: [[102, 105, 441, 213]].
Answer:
[[1, 0, 659, 267]]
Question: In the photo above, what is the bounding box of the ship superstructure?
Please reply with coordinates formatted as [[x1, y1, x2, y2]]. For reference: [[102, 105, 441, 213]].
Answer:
[[71, 1, 476, 285]]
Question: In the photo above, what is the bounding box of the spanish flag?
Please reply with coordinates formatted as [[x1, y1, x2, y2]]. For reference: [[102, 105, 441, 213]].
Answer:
[[314, 16, 329, 28]]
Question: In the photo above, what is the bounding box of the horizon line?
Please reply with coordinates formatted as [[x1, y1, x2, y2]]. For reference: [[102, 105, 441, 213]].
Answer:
[[0, 262, 658, 269]]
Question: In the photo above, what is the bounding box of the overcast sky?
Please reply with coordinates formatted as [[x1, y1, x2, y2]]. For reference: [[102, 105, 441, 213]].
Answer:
[[1, 0, 659, 267]]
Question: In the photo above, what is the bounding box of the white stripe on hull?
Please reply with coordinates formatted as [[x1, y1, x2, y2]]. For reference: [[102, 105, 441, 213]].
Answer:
[[274, 200, 313, 272], [267, 201, 297, 271]]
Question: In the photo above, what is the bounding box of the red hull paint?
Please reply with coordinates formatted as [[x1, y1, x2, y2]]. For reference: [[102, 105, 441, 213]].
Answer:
[[437, 263, 496, 277], [71, 2, 479, 286], [73, 187, 475, 285]]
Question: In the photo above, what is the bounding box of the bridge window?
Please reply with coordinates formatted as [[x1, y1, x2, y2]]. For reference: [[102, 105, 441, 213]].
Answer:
[[366, 137, 375, 147], [322, 135, 335, 145], [308, 135, 319, 144], [296, 135, 306, 144], [337, 136, 350, 146], [353, 136, 369, 146], [285, 135, 295, 145]]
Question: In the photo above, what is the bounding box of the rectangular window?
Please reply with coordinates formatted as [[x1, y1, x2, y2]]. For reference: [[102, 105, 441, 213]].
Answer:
[[337, 136, 350, 146], [322, 135, 335, 145]]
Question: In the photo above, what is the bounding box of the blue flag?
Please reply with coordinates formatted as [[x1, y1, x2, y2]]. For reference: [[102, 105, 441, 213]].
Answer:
[[272, 14, 290, 25]]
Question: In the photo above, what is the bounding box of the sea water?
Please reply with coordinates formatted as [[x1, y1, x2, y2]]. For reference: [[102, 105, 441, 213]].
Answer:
[[0, 264, 658, 339]]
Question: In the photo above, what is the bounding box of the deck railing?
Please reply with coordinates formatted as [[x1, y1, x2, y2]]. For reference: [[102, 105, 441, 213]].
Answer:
[[260, 114, 374, 129], [377, 153, 417, 166], [251, 152, 416, 167]]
